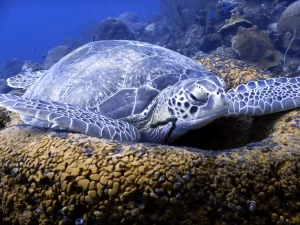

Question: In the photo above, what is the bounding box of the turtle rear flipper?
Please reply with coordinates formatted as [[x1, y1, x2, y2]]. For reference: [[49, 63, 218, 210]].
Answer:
[[7, 70, 47, 89], [226, 77, 300, 116], [0, 94, 140, 142]]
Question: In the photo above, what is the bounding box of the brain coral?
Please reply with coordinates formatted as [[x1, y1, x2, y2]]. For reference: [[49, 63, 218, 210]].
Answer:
[[0, 109, 300, 225]]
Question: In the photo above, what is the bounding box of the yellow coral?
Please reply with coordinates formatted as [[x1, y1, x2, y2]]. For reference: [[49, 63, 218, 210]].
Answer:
[[0, 105, 300, 224], [196, 54, 273, 89]]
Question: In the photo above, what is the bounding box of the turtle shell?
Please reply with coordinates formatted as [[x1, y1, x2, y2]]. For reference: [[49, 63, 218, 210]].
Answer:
[[24, 40, 212, 119]]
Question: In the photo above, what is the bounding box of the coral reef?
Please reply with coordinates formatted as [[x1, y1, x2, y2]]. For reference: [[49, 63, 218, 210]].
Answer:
[[118, 12, 144, 33], [137, 16, 169, 46], [218, 12, 252, 46], [0, 108, 300, 225], [174, 25, 222, 56], [277, 0, 300, 53], [196, 54, 273, 89], [160, 0, 218, 31], [218, 12, 252, 36], [283, 59, 300, 77], [242, 1, 286, 30], [232, 26, 281, 69], [94, 18, 135, 41], [0, 107, 11, 128]]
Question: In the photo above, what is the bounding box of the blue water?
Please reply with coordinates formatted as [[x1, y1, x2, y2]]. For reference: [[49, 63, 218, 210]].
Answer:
[[0, 0, 159, 62]]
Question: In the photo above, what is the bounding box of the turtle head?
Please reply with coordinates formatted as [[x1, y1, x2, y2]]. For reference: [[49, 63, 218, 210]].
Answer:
[[134, 76, 230, 143], [165, 76, 230, 141]]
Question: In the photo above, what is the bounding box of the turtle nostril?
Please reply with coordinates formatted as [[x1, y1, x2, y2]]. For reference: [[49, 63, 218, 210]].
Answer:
[[217, 92, 220, 95]]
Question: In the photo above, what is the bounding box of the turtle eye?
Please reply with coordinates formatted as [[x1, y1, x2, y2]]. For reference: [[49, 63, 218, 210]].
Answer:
[[186, 88, 209, 105], [189, 93, 198, 102]]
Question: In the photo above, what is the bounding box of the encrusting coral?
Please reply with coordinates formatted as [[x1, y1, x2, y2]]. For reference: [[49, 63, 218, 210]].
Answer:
[[196, 54, 273, 89], [0, 109, 300, 225], [232, 26, 281, 69], [1, 55, 300, 225]]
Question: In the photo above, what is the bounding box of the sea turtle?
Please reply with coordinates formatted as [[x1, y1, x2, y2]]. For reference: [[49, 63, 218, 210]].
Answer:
[[0, 40, 299, 144]]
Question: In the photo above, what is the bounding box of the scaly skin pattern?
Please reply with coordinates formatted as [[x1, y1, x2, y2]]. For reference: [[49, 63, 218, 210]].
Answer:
[[7, 70, 47, 89], [1, 76, 300, 143], [0, 94, 140, 142], [226, 77, 300, 116], [0, 76, 229, 143]]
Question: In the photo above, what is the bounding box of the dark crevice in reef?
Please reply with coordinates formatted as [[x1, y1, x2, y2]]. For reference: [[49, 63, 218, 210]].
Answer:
[[173, 113, 284, 150]]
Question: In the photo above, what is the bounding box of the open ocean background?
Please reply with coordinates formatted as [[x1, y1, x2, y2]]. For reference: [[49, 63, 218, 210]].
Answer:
[[0, 0, 160, 62]]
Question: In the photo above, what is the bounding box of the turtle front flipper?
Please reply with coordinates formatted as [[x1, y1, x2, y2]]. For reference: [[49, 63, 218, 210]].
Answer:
[[7, 70, 47, 89], [0, 94, 140, 142], [226, 77, 300, 116]]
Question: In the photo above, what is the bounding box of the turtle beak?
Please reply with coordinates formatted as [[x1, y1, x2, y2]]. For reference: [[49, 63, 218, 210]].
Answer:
[[212, 92, 230, 111], [188, 92, 229, 128]]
